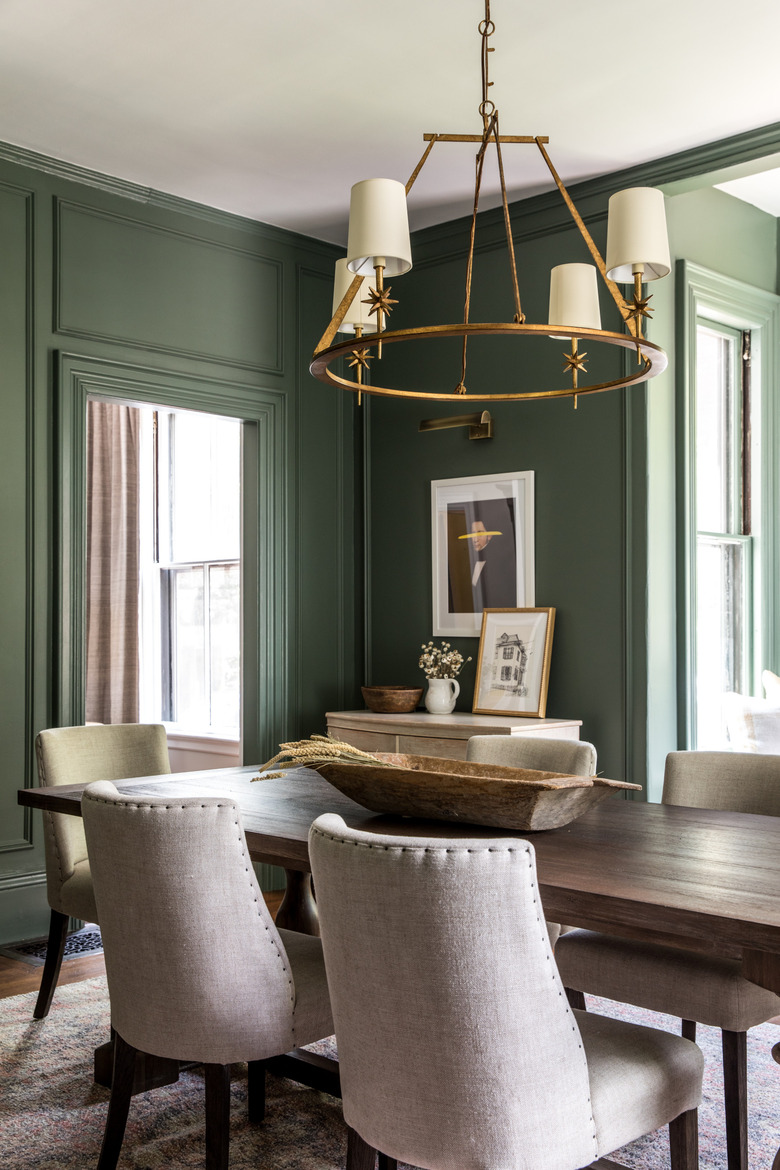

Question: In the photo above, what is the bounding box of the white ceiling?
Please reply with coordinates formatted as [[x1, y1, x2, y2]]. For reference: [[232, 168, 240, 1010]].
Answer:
[[716, 170, 780, 217], [1, 0, 780, 244]]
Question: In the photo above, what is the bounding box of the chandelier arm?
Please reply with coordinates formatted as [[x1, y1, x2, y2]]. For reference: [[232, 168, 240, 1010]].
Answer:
[[533, 137, 637, 337], [314, 273, 365, 357], [422, 134, 548, 144], [492, 113, 524, 324], [459, 113, 496, 393], [405, 135, 439, 195]]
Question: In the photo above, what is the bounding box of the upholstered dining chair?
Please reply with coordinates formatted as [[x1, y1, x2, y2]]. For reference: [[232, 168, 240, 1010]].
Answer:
[[34, 722, 171, 1019], [467, 734, 598, 947], [309, 812, 703, 1170], [81, 780, 334, 1170], [466, 733, 598, 777], [555, 750, 780, 1170]]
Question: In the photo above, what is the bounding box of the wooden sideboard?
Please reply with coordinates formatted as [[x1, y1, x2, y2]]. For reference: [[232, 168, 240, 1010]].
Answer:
[[325, 710, 582, 762]]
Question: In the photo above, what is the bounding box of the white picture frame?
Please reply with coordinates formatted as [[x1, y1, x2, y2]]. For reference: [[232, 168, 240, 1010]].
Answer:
[[431, 470, 534, 638]]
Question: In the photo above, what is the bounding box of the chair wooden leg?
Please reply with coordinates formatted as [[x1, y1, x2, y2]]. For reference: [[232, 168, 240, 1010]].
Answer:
[[97, 1031, 137, 1170], [247, 1059, 266, 1123], [682, 1019, 697, 1041], [669, 1107, 698, 1170], [33, 909, 69, 1019], [722, 1029, 748, 1170], [347, 1126, 377, 1170], [378, 1156, 397, 1170], [566, 987, 587, 1010], [205, 1063, 231, 1170]]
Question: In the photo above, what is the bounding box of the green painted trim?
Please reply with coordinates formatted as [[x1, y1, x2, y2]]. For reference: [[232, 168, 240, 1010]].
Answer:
[[241, 420, 261, 763], [54, 352, 289, 762], [676, 261, 780, 745], [0, 139, 344, 258], [0, 871, 49, 947], [21, 185, 36, 843], [623, 368, 649, 798]]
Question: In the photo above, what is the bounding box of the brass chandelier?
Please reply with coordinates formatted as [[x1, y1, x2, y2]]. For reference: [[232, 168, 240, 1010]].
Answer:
[[310, 1, 670, 405]]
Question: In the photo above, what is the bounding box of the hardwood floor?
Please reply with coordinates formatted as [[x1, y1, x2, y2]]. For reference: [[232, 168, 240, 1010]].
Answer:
[[0, 889, 284, 1000]]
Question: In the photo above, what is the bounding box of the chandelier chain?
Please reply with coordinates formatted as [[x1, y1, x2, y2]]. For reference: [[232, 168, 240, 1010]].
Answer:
[[478, 0, 496, 126]]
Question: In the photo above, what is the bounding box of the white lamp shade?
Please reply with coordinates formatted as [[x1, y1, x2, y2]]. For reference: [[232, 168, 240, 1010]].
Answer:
[[346, 178, 412, 278], [548, 264, 602, 332], [605, 187, 671, 283], [332, 258, 383, 333]]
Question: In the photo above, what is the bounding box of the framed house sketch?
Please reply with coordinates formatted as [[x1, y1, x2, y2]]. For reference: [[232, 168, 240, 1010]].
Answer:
[[473, 607, 555, 717], [431, 471, 534, 637]]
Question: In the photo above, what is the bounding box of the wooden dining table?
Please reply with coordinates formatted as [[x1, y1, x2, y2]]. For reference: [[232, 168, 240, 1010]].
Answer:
[[18, 761, 780, 995]]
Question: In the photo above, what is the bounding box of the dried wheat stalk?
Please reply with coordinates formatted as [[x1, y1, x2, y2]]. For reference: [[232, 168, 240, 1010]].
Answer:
[[252, 734, 401, 780]]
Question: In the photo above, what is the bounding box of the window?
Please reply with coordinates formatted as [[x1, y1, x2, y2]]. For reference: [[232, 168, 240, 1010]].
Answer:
[[680, 262, 780, 750], [140, 408, 242, 737], [694, 322, 751, 747]]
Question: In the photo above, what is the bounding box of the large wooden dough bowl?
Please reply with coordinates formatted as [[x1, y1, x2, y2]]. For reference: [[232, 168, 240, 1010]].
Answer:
[[315, 752, 641, 831]]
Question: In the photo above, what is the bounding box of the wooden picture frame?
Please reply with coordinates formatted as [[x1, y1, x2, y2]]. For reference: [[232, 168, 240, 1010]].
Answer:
[[472, 607, 555, 718], [431, 471, 534, 638]]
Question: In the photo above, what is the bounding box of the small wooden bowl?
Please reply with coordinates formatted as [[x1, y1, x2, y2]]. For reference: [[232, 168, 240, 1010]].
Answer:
[[361, 685, 424, 714]]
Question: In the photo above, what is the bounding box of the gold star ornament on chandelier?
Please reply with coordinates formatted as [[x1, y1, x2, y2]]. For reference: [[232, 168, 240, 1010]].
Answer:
[[563, 346, 588, 376], [626, 290, 654, 326], [348, 348, 372, 372], [363, 285, 398, 320]]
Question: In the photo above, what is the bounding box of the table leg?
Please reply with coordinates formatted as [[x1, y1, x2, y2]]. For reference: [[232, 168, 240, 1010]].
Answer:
[[275, 868, 319, 935]]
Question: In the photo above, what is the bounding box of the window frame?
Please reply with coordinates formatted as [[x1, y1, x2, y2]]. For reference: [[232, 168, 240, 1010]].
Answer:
[[56, 353, 287, 767], [677, 261, 780, 747]]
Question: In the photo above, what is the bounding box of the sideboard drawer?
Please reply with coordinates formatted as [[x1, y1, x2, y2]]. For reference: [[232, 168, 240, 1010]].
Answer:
[[329, 726, 397, 753], [397, 735, 469, 761]]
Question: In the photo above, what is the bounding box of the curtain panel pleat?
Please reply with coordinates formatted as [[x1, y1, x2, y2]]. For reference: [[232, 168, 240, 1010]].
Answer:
[[85, 400, 141, 725]]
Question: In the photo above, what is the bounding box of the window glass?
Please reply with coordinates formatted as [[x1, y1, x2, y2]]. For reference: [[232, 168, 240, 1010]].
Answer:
[[695, 326, 736, 535], [165, 412, 241, 564]]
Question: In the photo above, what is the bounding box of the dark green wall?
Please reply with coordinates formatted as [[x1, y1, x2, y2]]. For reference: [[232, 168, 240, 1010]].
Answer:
[[0, 146, 360, 943]]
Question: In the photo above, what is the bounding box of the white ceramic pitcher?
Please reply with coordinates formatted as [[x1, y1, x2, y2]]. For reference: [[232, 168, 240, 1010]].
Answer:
[[424, 677, 459, 715]]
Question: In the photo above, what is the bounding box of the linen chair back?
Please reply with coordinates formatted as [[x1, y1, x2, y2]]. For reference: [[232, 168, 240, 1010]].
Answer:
[[663, 750, 780, 816], [309, 813, 599, 1170], [466, 734, 597, 775], [37, 723, 170, 916], [82, 780, 301, 1065]]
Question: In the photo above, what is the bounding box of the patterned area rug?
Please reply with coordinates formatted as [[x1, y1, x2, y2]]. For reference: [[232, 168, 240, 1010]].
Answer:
[[0, 976, 778, 1169], [0, 924, 103, 967]]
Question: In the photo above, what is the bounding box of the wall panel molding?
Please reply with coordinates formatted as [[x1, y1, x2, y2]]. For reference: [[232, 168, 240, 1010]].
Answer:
[[54, 200, 285, 375]]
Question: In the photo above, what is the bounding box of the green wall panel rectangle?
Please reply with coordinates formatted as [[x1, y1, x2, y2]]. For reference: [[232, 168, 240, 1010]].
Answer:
[[55, 200, 283, 374], [0, 184, 33, 856]]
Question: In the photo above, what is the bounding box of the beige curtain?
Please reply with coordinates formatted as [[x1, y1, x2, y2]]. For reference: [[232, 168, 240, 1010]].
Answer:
[[85, 400, 140, 725]]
